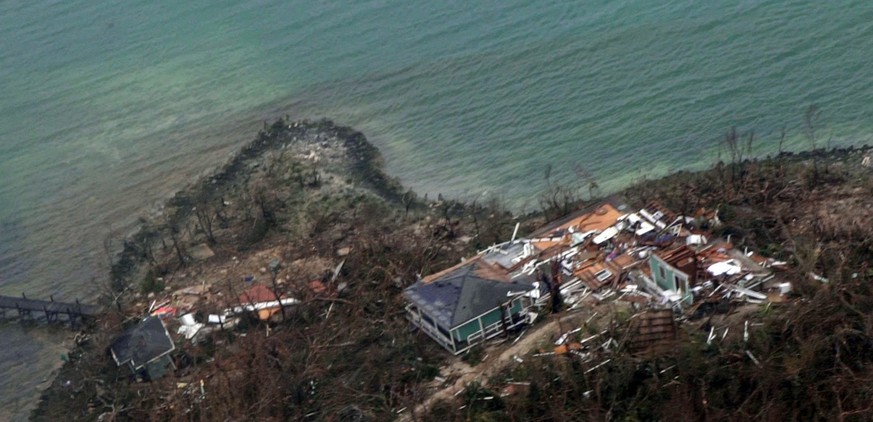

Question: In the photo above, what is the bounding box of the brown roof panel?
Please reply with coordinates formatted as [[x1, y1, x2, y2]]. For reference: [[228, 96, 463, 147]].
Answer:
[[239, 284, 281, 304]]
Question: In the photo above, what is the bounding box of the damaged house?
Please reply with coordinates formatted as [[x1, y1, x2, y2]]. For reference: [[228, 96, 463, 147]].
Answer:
[[649, 245, 698, 305], [405, 196, 780, 353], [110, 316, 176, 380], [404, 258, 537, 354]]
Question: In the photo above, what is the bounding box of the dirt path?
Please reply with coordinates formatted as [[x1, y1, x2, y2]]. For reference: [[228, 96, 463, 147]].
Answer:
[[400, 309, 595, 421]]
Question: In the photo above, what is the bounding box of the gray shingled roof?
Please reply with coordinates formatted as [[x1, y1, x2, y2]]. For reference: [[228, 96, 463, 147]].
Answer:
[[110, 317, 175, 370], [404, 261, 535, 329]]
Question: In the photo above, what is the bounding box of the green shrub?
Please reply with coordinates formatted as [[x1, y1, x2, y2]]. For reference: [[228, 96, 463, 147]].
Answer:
[[140, 270, 164, 294]]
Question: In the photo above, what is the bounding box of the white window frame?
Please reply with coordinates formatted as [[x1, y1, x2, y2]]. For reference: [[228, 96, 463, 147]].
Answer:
[[595, 269, 613, 282]]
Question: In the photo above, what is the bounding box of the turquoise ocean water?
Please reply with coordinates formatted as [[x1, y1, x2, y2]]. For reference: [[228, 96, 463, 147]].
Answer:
[[2, 0, 873, 418]]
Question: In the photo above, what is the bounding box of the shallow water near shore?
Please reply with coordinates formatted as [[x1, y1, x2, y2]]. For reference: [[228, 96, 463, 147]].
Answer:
[[0, 323, 69, 421], [3, 0, 873, 419]]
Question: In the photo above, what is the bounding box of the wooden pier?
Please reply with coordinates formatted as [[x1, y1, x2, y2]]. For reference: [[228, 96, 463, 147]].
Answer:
[[0, 293, 100, 328]]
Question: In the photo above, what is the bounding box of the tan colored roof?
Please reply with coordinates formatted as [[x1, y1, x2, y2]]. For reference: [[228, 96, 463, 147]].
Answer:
[[575, 259, 626, 290], [532, 203, 625, 251], [421, 257, 476, 284], [420, 256, 511, 285], [533, 239, 562, 251], [656, 245, 696, 268], [239, 284, 280, 304], [556, 203, 624, 233], [612, 253, 637, 270]]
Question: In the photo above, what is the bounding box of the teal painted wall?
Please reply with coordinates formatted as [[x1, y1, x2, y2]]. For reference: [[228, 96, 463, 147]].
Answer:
[[453, 320, 477, 342], [650, 255, 677, 291], [481, 308, 503, 327], [649, 255, 693, 304], [454, 309, 494, 342], [453, 306, 515, 342], [450, 300, 526, 343], [510, 299, 523, 313]]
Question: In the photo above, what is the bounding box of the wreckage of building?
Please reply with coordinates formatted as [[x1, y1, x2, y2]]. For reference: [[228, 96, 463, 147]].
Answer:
[[405, 198, 785, 353]]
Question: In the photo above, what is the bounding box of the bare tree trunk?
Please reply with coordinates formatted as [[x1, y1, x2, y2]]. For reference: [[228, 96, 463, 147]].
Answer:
[[169, 224, 187, 267], [270, 269, 286, 321], [804, 104, 821, 183], [194, 195, 217, 245]]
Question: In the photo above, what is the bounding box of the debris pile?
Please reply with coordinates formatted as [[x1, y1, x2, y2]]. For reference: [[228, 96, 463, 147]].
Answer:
[[405, 199, 787, 353]]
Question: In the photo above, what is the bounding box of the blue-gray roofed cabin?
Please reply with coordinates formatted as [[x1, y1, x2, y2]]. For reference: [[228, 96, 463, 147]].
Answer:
[[110, 316, 176, 380], [404, 257, 536, 354]]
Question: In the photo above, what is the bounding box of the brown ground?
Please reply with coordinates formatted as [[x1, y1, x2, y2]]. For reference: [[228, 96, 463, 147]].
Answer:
[[401, 304, 610, 421]]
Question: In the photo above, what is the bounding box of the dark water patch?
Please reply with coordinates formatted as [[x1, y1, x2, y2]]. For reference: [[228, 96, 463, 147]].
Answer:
[[0, 219, 34, 291], [0, 321, 68, 421]]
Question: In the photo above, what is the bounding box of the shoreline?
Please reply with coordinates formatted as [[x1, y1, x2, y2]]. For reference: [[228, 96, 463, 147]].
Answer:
[[30, 117, 419, 420], [105, 118, 407, 287], [30, 117, 873, 419]]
